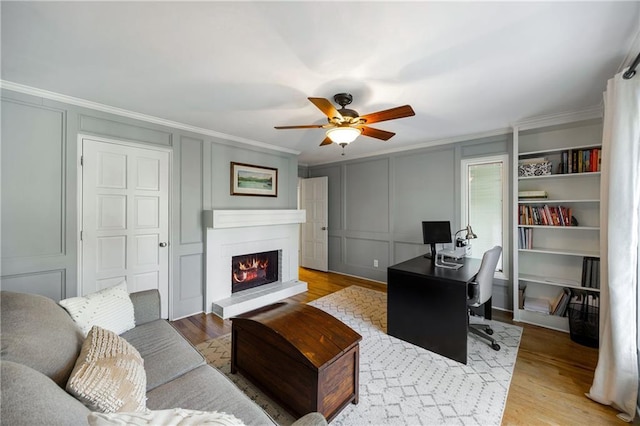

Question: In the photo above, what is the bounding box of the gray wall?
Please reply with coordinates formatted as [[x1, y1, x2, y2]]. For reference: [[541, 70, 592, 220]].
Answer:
[[0, 89, 298, 319], [308, 134, 514, 310]]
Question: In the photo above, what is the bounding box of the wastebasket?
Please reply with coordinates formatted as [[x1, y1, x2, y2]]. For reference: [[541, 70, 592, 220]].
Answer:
[[567, 301, 599, 348]]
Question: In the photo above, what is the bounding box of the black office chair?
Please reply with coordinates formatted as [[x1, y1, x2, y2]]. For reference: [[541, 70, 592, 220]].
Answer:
[[467, 246, 502, 351]]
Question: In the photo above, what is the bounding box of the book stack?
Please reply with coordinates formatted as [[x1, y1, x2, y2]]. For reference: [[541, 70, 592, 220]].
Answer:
[[559, 148, 601, 174], [581, 257, 600, 289], [523, 296, 550, 314], [518, 204, 573, 226], [551, 288, 572, 316], [518, 227, 533, 249]]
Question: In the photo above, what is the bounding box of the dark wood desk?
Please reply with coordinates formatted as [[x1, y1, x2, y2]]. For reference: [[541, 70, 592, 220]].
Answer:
[[387, 255, 482, 364]]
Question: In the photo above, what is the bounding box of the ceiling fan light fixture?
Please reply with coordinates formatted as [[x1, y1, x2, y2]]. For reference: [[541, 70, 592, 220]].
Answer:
[[326, 126, 361, 144]]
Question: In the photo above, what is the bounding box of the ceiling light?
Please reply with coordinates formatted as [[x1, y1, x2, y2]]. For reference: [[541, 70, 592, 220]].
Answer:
[[326, 126, 361, 145]]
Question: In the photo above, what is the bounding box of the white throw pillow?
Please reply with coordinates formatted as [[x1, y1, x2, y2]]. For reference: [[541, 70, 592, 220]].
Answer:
[[59, 281, 135, 336], [87, 408, 245, 425]]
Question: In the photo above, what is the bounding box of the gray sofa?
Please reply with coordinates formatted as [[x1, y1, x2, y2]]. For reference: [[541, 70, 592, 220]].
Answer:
[[0, 289, 326, 426]]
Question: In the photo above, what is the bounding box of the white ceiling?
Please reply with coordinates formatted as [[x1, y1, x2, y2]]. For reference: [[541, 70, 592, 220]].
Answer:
[[2, 2, 639, 165]]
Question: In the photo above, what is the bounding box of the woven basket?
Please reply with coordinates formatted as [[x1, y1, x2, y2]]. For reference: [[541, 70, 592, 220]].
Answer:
[[518, 161, 552, 177]]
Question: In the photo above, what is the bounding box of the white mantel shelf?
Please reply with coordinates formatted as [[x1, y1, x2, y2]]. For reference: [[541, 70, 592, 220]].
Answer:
[[203, 209, 306, 229]]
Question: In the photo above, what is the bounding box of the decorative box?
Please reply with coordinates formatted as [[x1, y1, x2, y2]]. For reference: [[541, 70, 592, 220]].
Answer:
[[519, 161, 552, 177]]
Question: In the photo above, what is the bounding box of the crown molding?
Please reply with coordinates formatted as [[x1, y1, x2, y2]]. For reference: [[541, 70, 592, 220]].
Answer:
[[513, 105, 603, 131], [0, 80, 301, 155]]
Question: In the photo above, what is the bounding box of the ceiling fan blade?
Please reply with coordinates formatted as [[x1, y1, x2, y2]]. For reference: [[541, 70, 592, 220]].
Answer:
[[274, 124, 325, 129], [308, 97, 343, 120], [358, 105, 415, 124], [319, 137, 333, 146], [360, 126, 395, 141]]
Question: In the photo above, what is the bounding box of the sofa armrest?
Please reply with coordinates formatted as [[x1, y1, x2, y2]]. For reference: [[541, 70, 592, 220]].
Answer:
[[129, 290, 161, 325]]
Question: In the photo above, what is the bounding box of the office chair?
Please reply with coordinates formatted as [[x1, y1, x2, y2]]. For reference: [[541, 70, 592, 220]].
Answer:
[[467, 245, 502, 351]]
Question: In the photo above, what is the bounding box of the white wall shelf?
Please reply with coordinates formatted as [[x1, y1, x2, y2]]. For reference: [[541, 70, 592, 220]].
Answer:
[[518, 171, 601, 181], [518, 199, 599, 204], [518, 248, 599, 257]]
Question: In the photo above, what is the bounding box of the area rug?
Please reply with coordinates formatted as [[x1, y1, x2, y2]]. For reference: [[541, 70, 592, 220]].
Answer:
[[196, 286, 522, 425]]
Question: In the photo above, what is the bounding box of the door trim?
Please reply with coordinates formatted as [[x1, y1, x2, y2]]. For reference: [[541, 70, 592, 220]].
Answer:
[[76, 134, 173, 318]]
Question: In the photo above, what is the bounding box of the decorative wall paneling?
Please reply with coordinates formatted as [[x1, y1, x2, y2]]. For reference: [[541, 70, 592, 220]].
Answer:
[[1, 88, 298, 319], [309, 134, 513, 309]]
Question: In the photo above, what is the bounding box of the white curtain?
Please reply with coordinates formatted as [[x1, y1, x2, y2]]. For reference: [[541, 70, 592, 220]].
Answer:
[[587, 69, 640, 422]]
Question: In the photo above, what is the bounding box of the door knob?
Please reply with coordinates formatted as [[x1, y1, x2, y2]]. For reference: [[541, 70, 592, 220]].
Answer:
[[159, 242, 168, 247], [321, 227, 327, 231]]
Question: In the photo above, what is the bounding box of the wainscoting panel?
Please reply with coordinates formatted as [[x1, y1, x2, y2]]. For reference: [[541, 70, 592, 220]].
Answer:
[[345, 159, 390, 233], [393, 241, 426, 265], [176, 253, 204, 318], [345, 237, 389, 271], [1, 100, 66, 259], [1, 270, 66, 301], [180, 137, 204, 244], [393, 149, 455, 236]]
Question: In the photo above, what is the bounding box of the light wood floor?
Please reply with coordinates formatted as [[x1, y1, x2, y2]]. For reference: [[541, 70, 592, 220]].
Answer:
[[172, 268, 626, 425]]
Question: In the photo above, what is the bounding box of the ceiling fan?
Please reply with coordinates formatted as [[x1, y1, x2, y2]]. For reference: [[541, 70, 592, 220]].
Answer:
[[275, 93, 415, 149]]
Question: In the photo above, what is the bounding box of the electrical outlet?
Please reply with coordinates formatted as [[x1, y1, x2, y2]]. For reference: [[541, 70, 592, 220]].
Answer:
[[373, 259, 379, 268]]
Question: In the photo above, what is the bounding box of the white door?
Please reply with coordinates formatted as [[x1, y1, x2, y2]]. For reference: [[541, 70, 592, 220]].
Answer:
[[300, 177, 328, 271], [81, 138, 170, 318]]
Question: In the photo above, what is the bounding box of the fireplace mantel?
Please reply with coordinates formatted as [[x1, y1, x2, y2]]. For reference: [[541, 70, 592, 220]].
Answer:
[[204, 209, 306, 229], [204, 209, 307, 318]]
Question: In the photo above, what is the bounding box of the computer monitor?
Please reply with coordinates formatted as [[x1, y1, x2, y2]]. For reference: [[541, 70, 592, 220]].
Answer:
[[422, 221, 452, 259]]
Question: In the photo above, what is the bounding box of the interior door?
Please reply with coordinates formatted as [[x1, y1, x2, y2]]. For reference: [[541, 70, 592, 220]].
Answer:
[[81, 138, 170, 318], [300, 177, 328, 271]]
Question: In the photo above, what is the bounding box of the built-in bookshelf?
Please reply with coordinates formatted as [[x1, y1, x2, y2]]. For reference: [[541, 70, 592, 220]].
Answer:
[[512, 112, 603, 333]]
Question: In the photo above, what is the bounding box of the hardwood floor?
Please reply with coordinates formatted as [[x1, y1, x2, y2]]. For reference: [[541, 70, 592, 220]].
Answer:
[[172, 268, 625, 425]]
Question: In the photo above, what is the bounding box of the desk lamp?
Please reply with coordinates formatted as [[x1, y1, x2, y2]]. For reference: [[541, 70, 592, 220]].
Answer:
[[455, 225, 477, 248]]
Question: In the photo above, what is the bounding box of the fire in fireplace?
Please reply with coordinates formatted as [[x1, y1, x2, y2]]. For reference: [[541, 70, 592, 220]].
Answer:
[[231, 250, 279, 293]]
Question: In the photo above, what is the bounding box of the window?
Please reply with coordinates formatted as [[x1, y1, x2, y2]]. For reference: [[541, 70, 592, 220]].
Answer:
[[461, 154, 508, 278]]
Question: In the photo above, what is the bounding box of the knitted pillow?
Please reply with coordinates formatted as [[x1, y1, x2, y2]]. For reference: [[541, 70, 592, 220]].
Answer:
[[59, 281, 135, 336], [66, 326, 146, 413]]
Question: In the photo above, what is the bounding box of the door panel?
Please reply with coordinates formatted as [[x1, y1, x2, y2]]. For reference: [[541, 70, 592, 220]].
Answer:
[[300, 177, 328, 272], [82, 138, 169, 318]]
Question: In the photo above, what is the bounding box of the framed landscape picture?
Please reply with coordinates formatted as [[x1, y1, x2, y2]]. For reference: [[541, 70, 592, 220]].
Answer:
[[230, 162, 278, 197]]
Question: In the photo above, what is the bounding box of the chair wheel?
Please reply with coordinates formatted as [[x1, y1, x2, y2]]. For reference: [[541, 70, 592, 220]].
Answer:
[[491, 343, 501, 351], [486, 328, 494, 335]]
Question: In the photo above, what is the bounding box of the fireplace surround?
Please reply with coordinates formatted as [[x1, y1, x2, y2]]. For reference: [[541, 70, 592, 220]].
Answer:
[[204, 209, 307, 318]]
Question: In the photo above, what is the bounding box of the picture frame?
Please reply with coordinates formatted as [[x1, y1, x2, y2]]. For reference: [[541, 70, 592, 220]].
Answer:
[[230, 162, 278, 197]]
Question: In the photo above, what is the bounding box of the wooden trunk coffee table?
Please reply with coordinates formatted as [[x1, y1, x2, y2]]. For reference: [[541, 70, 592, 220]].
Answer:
[[231, 302, 362, 422]]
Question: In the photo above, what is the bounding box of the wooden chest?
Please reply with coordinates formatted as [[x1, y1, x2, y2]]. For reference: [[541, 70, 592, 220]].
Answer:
[[231, 302, 361, 422]]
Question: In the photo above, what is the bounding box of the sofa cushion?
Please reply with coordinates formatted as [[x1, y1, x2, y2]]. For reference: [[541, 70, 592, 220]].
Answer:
[[88, 408, 244, 426], [59, 281, 135, 337], [1, 360, 90, 426], [120, 319, 204, 390], [146, 365, 276, 426], [67, 326, 147, 413], [0, 291, 83, 387]]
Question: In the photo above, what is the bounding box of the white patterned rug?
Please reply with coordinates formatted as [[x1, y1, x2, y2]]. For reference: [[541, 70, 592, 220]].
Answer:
[[196, 286, 522, 425]]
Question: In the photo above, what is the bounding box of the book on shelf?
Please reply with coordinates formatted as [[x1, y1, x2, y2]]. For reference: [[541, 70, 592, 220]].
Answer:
[[518, 204, 572, 226], [552, 288, 572, 316], [559, 148, 601, 174], [518, 227, 533, 249], [581, 257, 600, 289]]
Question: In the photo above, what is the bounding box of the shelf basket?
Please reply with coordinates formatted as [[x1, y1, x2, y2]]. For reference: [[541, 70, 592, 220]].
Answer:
[[519, 161, 552, 177]]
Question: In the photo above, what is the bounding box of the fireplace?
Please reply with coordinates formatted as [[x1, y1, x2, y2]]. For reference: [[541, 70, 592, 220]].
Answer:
[[204, 209, 307, 318], [232, 250, 279, 293]]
